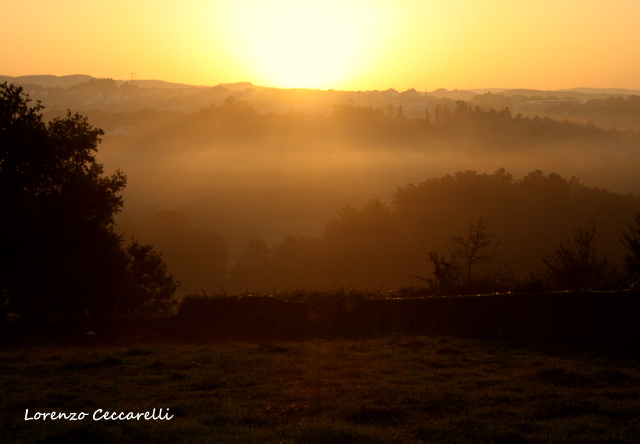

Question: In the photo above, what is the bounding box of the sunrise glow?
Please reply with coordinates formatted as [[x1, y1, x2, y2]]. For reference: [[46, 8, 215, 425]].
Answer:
[[213, 0, 388, 89], [2, 0, 640, 90]]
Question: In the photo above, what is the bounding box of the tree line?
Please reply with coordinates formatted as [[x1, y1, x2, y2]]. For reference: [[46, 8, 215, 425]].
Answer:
[[222, 169, 640, 295], [80, 95, 640, 151]]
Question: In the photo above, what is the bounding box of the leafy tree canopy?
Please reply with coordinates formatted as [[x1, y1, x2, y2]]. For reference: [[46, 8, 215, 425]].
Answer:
[[0, 83, 177, 323]]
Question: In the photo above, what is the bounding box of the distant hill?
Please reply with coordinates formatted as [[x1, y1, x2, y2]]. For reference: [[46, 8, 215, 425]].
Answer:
[[427, 89, 476, 100], [559, 87, 640, 96], [0, 74, 92, 88], [217, 82, 257, 91], [468, 88, 508, 95], [0, 74, 256, 91], [2, 74, 639, 98], [114, 79, 207, 89], [467, 87, 640, 103], [0, 74, 203, 90]]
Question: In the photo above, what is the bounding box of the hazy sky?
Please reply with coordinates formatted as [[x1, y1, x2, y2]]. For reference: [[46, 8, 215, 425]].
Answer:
[[3, 0, 640, 91]]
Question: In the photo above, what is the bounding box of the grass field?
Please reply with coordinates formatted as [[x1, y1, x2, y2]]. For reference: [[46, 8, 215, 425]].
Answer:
[[2, 336, 640, 443]]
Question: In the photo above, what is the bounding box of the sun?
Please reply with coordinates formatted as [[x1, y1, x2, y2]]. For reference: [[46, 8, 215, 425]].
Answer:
[[216, 0, 384, 90], [251, 4, 355, 89]]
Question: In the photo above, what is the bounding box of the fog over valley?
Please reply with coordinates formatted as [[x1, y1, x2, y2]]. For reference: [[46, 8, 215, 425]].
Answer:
[[6, 75, 640, 294]]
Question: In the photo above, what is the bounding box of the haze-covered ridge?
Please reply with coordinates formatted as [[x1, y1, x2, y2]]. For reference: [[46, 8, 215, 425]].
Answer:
[[0, 74, 93, 89], [0, 74, 217, 90], [2, 74, 640, 97]]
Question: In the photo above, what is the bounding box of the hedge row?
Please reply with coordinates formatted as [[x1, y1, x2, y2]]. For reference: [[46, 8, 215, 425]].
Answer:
[[177, 292, 640, 350]]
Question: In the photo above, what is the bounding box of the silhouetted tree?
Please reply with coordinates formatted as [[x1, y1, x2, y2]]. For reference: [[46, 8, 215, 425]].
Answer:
[[0, 83, 177, 322], [452, 217, 502, 287], [424, 217, 512, 294], [540, 225, 614, 291], [424, 252, 461, 295], [621, 213, 640, 287], [125, 240, 179, 315]]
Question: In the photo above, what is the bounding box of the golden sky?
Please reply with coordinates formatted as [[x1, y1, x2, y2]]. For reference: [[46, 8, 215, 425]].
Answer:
[[3, 0, 640, 91]]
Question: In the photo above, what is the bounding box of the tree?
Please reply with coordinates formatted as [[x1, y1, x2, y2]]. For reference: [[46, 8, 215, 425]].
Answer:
[[125, 240, 179, 316], [0, 83, 177, 322], [451, 217, 501, 287], [423, 217, 512, 295], [424, 252, 462, 295], [621, 213, 640, 287], [540, 225, 614, 291]]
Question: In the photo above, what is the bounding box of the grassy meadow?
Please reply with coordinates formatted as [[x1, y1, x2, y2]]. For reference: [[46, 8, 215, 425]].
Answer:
[[2, 336, 640, 443]]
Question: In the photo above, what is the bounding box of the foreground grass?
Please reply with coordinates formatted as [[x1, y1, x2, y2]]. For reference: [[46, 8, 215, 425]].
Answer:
[[1, 337, 640, 443]]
